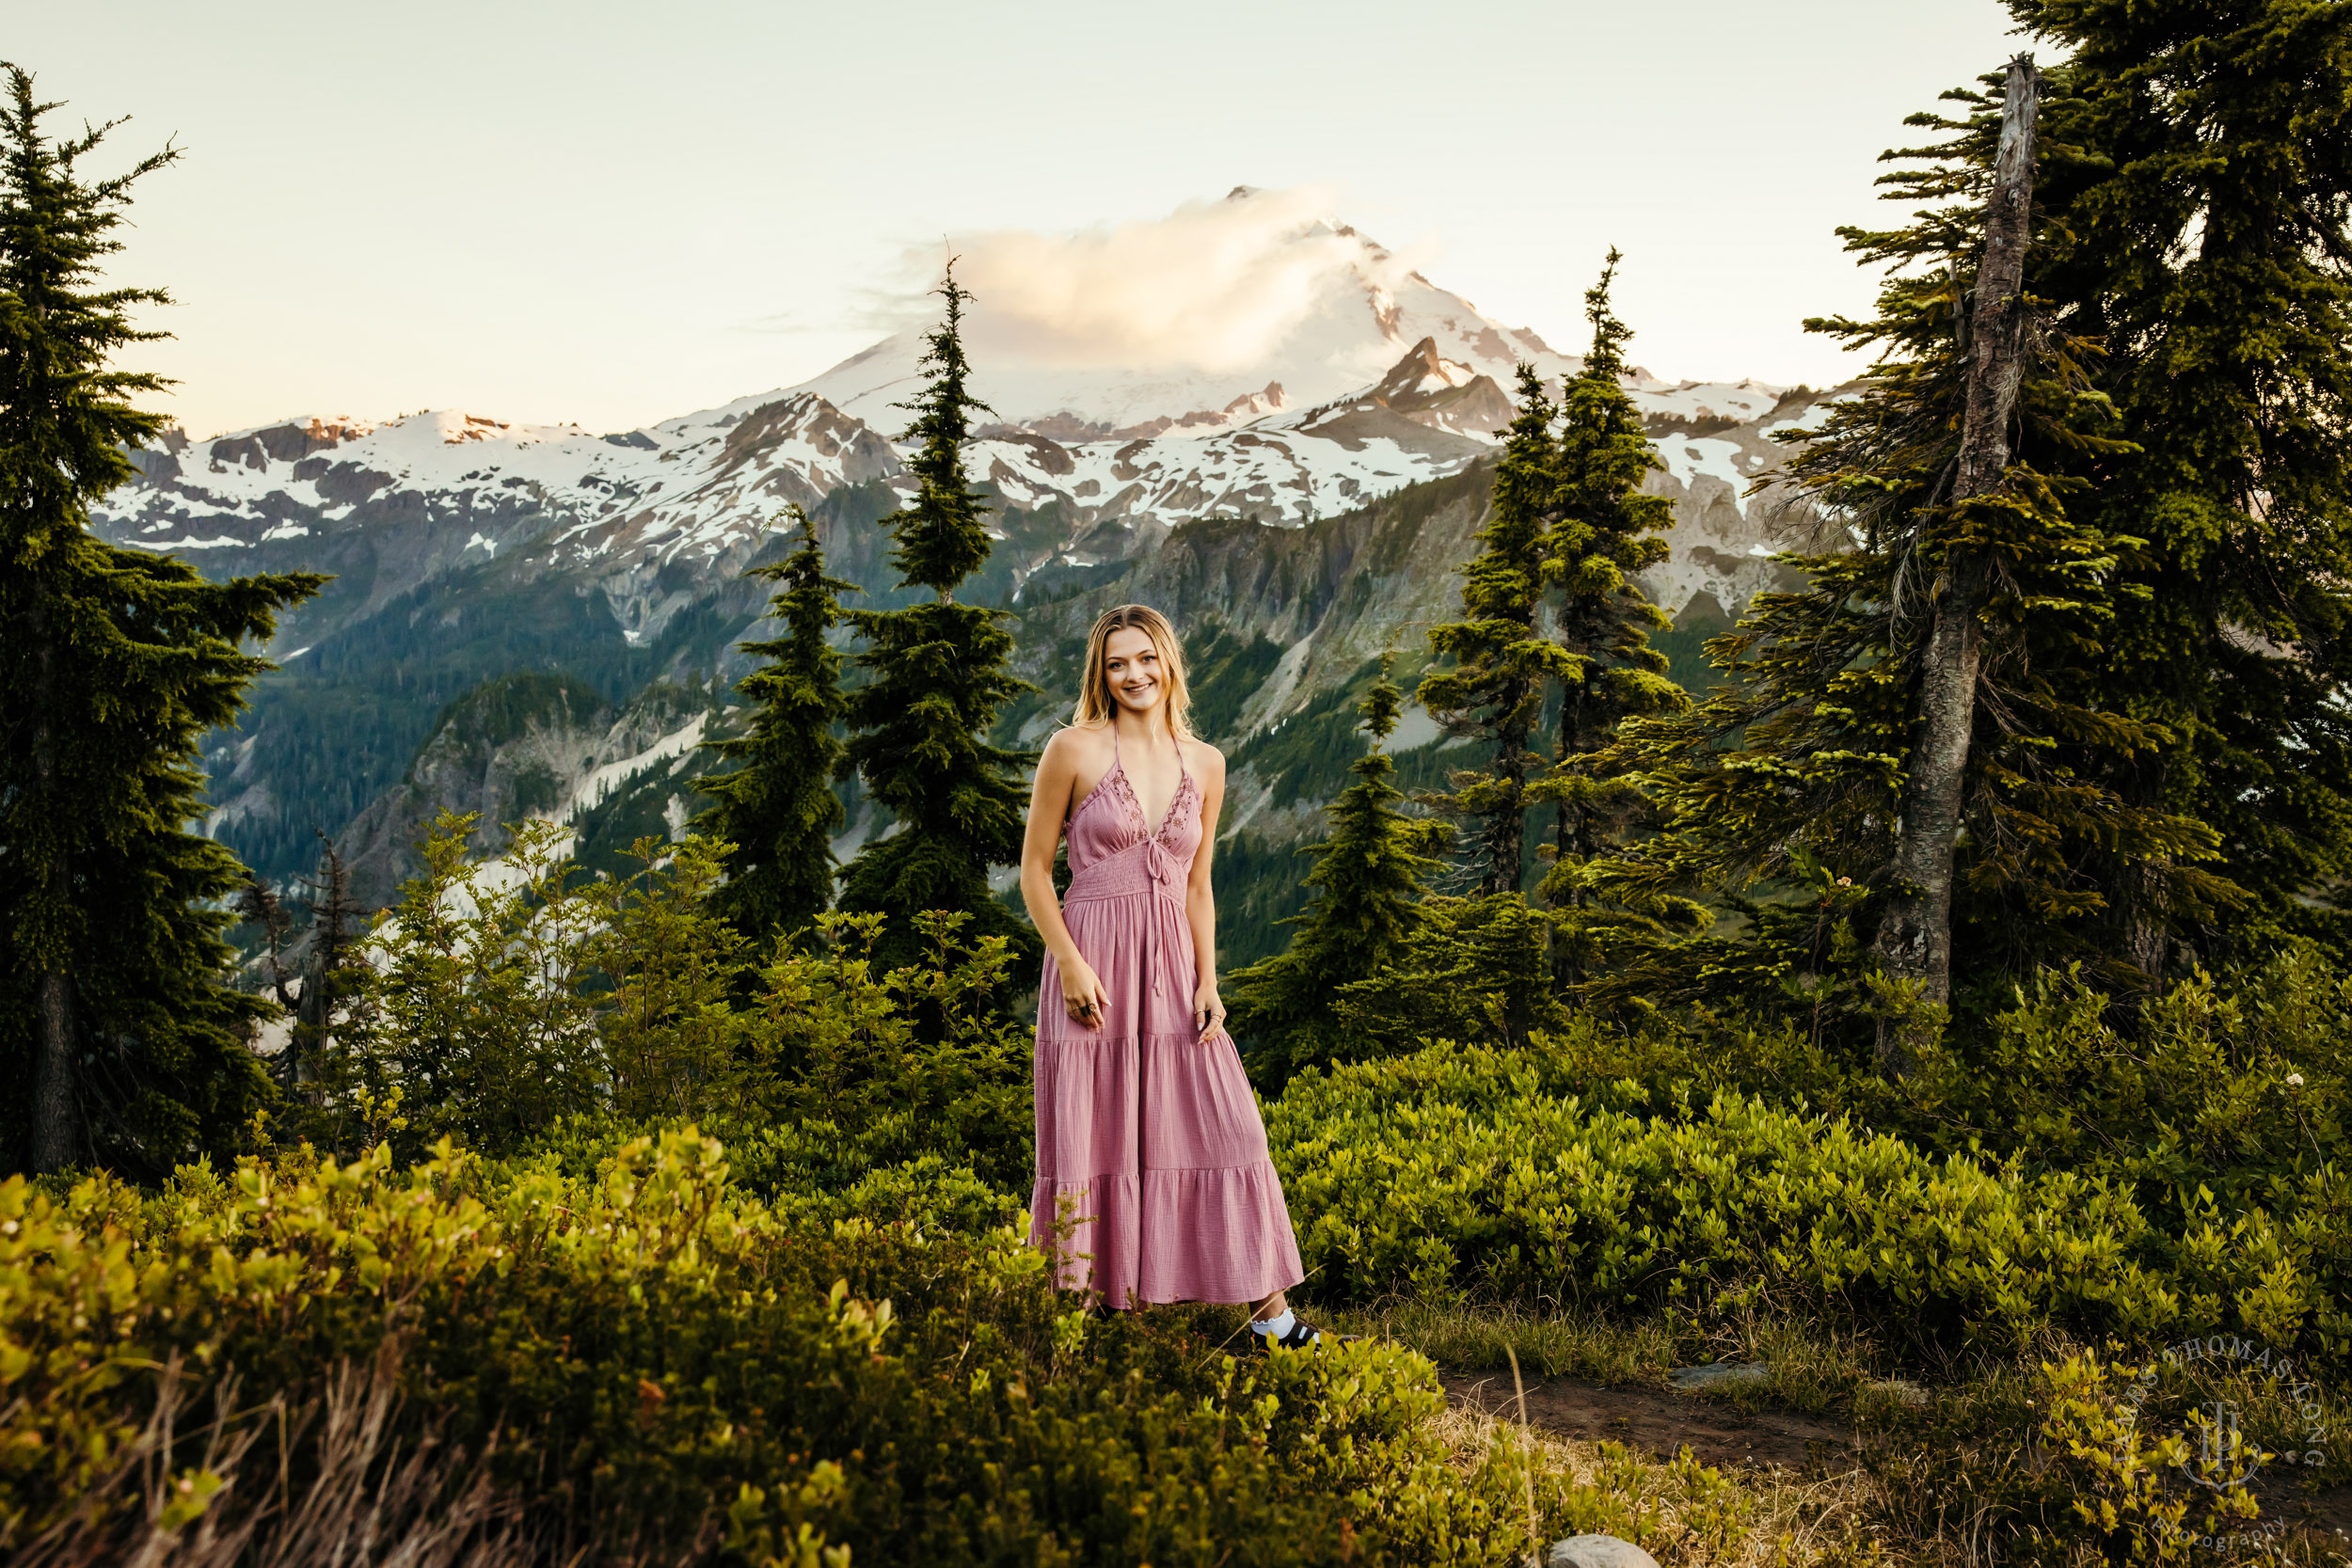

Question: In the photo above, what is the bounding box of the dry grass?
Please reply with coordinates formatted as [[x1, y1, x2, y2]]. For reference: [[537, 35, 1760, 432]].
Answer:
[[1428, 1393, 1883, 1568], [8, 1340, 596, 1568], [21, 1295, 2348, 1566], [1377, 1297, 2352, 1568], [6, 1336, 746, 1568]]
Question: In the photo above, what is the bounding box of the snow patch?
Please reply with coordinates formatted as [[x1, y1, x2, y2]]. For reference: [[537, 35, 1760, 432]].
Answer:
[[565, 713, 708, 822], [1653, 436, 1750, 501], [1763, 400, 1840, 436]]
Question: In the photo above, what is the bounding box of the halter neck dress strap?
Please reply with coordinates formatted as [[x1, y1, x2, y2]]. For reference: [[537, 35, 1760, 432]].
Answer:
[[1116, 721, 1187, 800]]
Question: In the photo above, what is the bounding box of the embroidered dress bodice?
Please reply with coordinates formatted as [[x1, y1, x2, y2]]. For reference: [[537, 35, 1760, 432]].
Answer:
[[1064, 725, 1200, 908]]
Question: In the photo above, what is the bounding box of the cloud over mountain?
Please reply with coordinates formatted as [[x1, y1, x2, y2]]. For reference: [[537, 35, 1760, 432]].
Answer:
[[938, 185, 1417, 374]]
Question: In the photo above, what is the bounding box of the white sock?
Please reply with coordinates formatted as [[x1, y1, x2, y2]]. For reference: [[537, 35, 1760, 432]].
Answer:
[[1250, 1307, 1297, 1338]]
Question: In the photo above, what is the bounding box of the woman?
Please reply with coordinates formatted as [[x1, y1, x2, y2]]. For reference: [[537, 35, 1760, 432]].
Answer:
[[1018, 604, 1322, 1350]]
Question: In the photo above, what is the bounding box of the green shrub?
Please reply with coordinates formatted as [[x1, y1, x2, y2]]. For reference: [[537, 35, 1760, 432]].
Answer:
[[1588, 951, 2349, 1199], [716, 910, 1034, 1194], [359, 813, 607, 1159], [310, 814, 1030, 1192], [2032, 1352, 2265, 1566], [0, 1130, 1566, 1564], [1266, 1034, 2352, 1366]]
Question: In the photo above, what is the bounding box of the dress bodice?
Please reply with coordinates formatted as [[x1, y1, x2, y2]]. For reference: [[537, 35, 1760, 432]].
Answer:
[[1063, 726, 1200, 900]]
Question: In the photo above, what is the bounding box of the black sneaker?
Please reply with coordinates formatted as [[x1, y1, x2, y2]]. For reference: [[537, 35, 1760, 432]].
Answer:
[[1251, 1316, 1329, 1354]]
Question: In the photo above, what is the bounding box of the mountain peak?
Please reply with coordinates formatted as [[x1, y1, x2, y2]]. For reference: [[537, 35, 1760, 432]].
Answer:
[[774, 195, 1582, 437], [1369, 338, 1480, 403]]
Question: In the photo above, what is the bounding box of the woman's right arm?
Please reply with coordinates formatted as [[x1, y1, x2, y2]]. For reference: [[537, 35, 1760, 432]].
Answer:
[[1021, 730, 1108, 1026]]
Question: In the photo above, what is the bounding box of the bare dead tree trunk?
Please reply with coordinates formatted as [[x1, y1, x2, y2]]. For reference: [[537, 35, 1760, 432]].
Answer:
[[26, 598, 81, 1173], [296, 834, 363, 1109], [1874, 55, 2042, 1074]]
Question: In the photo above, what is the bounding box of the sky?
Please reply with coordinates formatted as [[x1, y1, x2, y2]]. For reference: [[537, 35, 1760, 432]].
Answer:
[[24, 0, 2022, 441]]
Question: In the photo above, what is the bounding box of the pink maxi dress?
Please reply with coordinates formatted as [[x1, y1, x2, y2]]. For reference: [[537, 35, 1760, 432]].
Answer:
[[1028, 727, 1306, 1309]]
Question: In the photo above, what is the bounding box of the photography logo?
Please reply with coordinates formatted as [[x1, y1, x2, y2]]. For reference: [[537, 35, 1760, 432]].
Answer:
[[2181, 1397, 2263, 1490], [2119, 1334, 2334, 1551]]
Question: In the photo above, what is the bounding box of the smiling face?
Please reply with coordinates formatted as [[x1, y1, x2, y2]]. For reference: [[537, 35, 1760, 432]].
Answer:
[[1102, 626, 1168, 720]]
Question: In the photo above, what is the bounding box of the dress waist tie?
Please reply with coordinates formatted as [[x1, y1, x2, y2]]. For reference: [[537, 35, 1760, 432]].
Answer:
[[1062, 840, 1186, 1004], [1143, 838, 1181, 1003]]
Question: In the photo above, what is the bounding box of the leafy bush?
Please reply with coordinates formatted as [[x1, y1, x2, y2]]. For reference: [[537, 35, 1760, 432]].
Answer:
[[1532, 953, 2352, 1285], [296, 815, 1031, 1192], [0, 1131, 1575, 1565], [363, 815, 607, 1157], [1267, 1026, 2352, 1366], [2032, 1352, 2265, 1566], [715, 910, 1034, 1194], [1331, 893, 1570, 1054]]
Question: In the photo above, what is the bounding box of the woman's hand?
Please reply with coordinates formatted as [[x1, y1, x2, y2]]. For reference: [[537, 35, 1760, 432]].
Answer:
[[1193, 979, 1228, 1042], [1061, 959, 1111, 1031]]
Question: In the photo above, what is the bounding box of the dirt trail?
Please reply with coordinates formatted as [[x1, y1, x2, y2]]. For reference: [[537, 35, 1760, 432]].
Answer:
[[1443, 1370, 1854, 1475], [1443, 1370, 2352, 1540]]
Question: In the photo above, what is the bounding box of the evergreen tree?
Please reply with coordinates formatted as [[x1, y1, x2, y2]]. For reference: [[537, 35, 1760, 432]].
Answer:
[[695, 504, 856, 948], [1524, 253, 1695, 987], [1225, 655, 1450, 1085], [2012, 0, 2352, 972], [1418, 365, 1569, 895], [0, 66, 323, 1177], [1619, 69, 2221, 1030], [367, 815, 603, 1161], [1867, 60, 2045, 1023], [234, 869, 297, 1025], [1334, 891, 1569, 1054], [835, 267, 1039, 977], [243, 832, 384, 1159]]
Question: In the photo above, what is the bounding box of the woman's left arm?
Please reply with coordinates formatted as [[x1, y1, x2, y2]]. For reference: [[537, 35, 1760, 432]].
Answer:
[[1185, 741, 1230, 1042]]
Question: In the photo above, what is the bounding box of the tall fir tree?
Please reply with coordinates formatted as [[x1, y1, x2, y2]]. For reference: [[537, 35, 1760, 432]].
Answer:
[[694, 504, 856, 948], [1417, 364, 1572, 895], [0, 67, 323, 1176], [1224, 654, 1449, 1085], [835, 266, 1040, 977], [1524, 253, 1694, 986], [1617, 68, 2222, 1023], [2012, 0, 2352, 972]]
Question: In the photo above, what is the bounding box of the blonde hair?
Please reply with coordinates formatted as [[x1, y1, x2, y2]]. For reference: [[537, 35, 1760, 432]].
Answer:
[[1072, 604, 1197, 739]]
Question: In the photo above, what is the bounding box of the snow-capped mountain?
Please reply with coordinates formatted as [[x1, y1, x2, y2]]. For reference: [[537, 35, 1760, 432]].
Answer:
[[103, 191, 1806, 602], [798, 194, 1581, 437], [87, 192, 1835, 894]]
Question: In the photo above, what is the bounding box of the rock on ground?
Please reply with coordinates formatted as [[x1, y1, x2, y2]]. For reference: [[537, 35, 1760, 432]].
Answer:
[[1548, 1533, 1662, 1568], [1665, 1360, 1769, 1392]]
